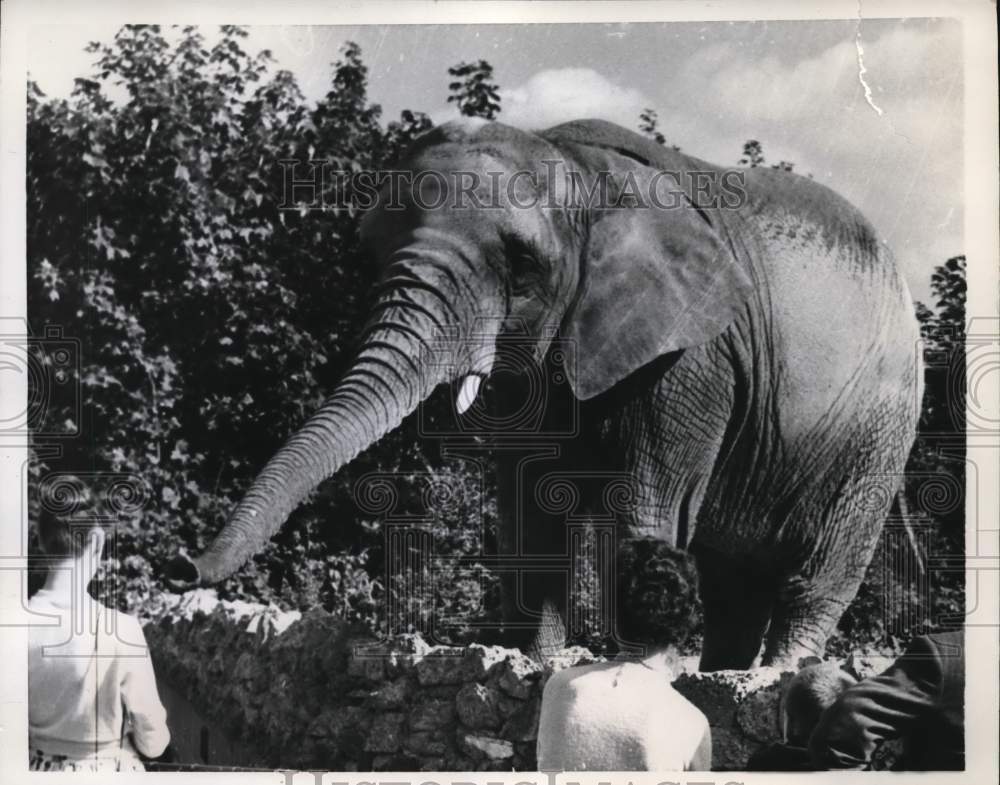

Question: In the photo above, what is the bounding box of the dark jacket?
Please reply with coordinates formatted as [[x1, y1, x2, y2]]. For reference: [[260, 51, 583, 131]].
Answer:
[[809, 632, 965, 770]]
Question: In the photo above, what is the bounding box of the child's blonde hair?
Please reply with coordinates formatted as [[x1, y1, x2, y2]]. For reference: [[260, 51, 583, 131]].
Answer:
[[782, 661, 857, 745]]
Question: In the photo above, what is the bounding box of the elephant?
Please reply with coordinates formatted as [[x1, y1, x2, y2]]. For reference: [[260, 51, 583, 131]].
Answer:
[[166, 117, 922, 670]]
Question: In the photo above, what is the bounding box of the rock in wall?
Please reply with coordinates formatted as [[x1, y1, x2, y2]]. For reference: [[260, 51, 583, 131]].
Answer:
[[144, 590, 893, 771]]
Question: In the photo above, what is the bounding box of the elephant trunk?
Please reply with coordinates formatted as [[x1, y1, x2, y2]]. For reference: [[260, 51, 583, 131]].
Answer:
[[167, 253, 498, 587]]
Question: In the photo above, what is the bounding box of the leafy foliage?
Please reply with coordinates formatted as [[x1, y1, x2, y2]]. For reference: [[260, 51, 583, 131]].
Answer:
[[915, 256, 966, 447], [638, 108, 666, 145], [738, 139, 797, 173], [446, 60, 501, 120], [637, 108, 682, 152], [738, 139, 765, 167], [384, 109, 434, 163], [27, 26, 485, 639]]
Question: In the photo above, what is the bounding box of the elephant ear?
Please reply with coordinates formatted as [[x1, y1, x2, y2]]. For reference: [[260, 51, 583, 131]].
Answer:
[[560, 151, 753, 400]]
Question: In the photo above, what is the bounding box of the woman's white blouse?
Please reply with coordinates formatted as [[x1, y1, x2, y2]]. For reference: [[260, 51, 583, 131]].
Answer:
[[27, 589, 170, 759], [537, 660, 712, 771]]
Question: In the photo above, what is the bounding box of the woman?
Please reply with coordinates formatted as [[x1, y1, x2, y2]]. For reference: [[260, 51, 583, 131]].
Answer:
[[536, 538, 711, 771], [28, 478, 170, 771]]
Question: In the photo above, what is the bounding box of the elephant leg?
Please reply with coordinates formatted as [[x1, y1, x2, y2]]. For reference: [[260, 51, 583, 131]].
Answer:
[[493, 445, 572, 655], [761, 579, 863, 669], [494, 549, 576, 658], [495, 555, 569, 655], [694, 546, 776, 671], [761, 436, 906, 667], [762, 511, 881, 667], [529, 578, 569, 659]]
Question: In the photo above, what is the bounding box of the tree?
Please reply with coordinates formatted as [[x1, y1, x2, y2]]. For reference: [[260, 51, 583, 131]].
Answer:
[[907, 256, 966, 625], [927, 256, 967, 343], [384, 109, 434, 163], [447, 60, 501, 120], [637, 108, 681, 151], [740, 140, 799, 174], [914, 255, 966, 440], [27, 27, 498, 635], [738, 139, 765, 167], [312, 41, 385, 171], [638, 108, 666, 145]]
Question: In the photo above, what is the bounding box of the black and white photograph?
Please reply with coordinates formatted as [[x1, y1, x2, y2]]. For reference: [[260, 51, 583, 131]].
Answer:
[[1, 0, 997, 781]]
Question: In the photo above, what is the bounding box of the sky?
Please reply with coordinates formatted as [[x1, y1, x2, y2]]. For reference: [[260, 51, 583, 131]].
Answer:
[[28, 19, 965, 303]]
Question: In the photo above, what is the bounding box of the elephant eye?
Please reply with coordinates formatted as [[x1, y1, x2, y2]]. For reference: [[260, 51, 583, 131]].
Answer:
[[502, 235, 547, 297]]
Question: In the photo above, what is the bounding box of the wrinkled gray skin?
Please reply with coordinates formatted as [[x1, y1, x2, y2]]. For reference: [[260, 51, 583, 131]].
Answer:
[[166, 118, 921, 670]]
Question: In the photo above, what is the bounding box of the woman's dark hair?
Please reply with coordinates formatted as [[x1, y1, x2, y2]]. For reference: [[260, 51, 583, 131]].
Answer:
[[617, 536, 701, 648], [35, 476, 97, 557]]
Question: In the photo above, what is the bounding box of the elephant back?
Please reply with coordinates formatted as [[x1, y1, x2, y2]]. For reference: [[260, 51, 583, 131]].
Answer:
[[540, 118, 719, 174]]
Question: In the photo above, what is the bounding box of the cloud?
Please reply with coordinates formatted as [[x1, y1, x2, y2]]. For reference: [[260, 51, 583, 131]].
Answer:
[[498, 68, 651, 131], [666, 25, 960, 155], [657, 24, 963, 300]]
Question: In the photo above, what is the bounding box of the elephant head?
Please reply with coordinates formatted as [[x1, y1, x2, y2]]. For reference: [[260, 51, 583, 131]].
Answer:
[[165, 117, 753, 587]]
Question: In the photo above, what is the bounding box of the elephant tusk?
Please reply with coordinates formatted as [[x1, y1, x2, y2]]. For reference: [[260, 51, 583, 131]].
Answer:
[[456, 374, 483, 415]]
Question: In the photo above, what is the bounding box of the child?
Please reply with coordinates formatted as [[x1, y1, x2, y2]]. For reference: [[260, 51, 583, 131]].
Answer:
[[785, 661, 860, 746], [809, 631, 964, 770], [536, 538, 711, 771], [28, 478, 170, 771], [747, 660, 858, 770]]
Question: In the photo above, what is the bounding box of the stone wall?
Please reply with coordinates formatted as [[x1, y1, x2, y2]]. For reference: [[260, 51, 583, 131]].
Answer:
[[144, 590, 892, 771]]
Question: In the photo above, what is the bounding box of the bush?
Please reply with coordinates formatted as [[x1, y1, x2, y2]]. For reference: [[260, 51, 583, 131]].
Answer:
[[27, 25, 495, 637]]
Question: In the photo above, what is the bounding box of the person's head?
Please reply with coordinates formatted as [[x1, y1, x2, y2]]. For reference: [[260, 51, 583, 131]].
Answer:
[[782, 661, 858, 746], [35, 477, 105, 579], [616, 536, 700, 655]]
